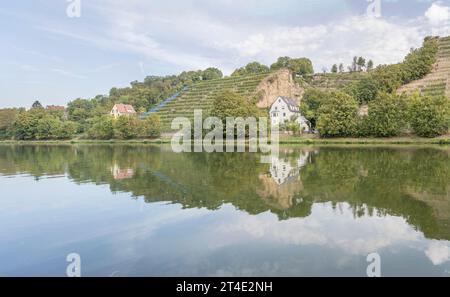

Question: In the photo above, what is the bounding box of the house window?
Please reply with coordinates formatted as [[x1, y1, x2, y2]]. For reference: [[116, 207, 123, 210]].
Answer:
[[283, 113, 286, 117]]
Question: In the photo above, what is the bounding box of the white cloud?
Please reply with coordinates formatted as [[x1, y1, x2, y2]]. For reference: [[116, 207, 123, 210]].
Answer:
[[216, 16, 424, 72], [39, 0, 450, 75], [425, 2, 450, 25]]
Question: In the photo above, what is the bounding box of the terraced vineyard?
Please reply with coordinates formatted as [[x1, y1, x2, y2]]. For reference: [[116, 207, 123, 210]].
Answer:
[[305, 72, 368, 90], [153, 72, 272, 131], [397, 36, 450, 98]]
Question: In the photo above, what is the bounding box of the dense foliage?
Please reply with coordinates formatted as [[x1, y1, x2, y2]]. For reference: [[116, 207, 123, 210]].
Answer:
[[316, 92, 359, 137], [231, 62, 270, 77], [364, 93, 408, 137], [270, 57, 314, 77], [12, 109, 78, 140], [409, 94, 450, 138], [87, 115, 162, 140], [211, 90, 261, 120], [0, 108, 20, 139], [299, 89, 330, 129]]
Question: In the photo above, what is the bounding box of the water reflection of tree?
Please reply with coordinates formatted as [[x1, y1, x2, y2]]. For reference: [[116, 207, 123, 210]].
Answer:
[[0, 145, 449, 240]]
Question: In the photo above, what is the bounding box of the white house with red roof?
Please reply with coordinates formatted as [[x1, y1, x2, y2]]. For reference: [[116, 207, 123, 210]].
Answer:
[[110, 104, 137, 118]]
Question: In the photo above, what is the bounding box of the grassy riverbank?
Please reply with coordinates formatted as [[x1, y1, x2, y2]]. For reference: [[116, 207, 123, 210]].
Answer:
[[1, 135, 449, 145]]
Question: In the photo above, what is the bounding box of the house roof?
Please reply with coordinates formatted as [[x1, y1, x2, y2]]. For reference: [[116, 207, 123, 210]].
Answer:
[[279, 96, 298, 108], [46, 105, 66, 111], [272, 96, 299, 113], [113, 104, 136, 114]]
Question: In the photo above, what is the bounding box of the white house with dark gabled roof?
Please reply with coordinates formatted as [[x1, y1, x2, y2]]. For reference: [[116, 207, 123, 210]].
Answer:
[[269, 96, 311, 133]]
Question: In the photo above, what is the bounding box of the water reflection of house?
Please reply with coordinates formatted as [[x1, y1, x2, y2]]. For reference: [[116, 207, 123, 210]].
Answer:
[[111, 164, 135, 180], [258, 150, 316, 210], [270, 150, 312, 185]]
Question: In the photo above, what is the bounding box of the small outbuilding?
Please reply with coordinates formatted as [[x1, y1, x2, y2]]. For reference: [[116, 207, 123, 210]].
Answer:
[[110, 104, 137, 118]]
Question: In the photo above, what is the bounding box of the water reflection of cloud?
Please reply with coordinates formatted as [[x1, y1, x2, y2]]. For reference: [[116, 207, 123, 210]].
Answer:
[[425, 241, 450, 265], [214, 202, 423, 256]]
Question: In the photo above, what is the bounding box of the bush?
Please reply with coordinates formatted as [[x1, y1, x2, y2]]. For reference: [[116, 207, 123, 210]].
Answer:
[[56, 121, 78, 139], [409, 94, 449, 138], [300, 88, 330, 129], [113, 116, 142, 139], [316, 92, 359, 137], [366, 93, 408, 137], [0, 108, 19, 139], [36, 116, 62, 140], [88, 116, 115, 140], [142, 115, 161, 138], [353, 77, 379, 104], [211, 90, 261, 120]]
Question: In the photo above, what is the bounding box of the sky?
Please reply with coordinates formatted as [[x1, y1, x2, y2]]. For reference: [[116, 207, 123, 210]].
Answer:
[[1, 0, 450, 108]]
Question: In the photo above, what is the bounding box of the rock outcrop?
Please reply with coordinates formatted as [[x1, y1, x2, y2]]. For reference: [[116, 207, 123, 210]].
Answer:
[[255, 69, 304, 108]]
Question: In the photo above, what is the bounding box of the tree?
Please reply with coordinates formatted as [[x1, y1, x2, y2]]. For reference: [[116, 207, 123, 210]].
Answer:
[[12, 109, 74, 140], [55, 121, 78, 139], [288, 58, 314, 76], [36, 116, 62, 140], [67, 99, 101, 132], [367, 60, 374, 71], [202, 68, 223, 80], [402, 37, 439, 83], [331, 64, 338, 73], [409, 94, 449, 138], [232, 62, 269, 76], [366, 93, 407, 137], [338, 63, 345, 73], [13, 109, 46, 140], [211, 90, 261, 121], [316, 92, 359, 137], [351, 56, 358, 72], [270, 57, 314, 76], [371, 64, 405, 93], [0, 109, 19, 139], [88, 116, 115, 140], [142, 115, 161, 138], [300, 89, 330, 129], [353, 77, 379, 104], [357, 57, 366, 72], [31, 101, 43, 109], [114, 116, 142, 139]]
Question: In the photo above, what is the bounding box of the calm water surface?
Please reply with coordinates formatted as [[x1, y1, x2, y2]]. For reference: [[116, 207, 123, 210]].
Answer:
[[0, 144, 450, 276]]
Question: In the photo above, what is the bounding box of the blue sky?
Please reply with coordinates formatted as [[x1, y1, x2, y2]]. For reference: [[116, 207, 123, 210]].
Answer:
[[1, 0, 450, 108]]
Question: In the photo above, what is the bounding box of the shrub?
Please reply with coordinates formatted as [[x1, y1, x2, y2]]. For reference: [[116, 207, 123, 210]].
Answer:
[[316, 92, 359, 137], [353, 77, 379, 104], [56, 121, 78, 139], [36, 116, 62, 140], [113, 116, 141, 139], [409, 94, 449, 138], [211, 90, 261, 120], [88, 116, 115, 140], [366, 93, 408, 137], [300, 88, 330, 129], [142, 115, 161, 138]]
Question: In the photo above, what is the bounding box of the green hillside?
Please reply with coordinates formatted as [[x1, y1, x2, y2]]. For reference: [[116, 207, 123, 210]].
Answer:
[[305, 72, 368, 90], [397, 36, 450, 98], [154, 72, 272, 131]]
